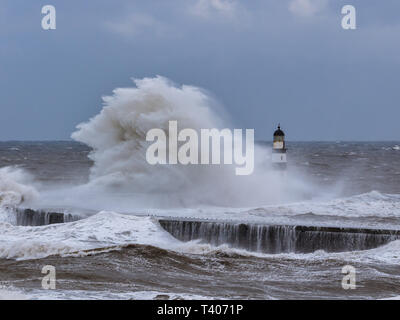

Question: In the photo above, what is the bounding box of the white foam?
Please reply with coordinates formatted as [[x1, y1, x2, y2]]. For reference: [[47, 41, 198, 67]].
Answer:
[[251, 191, 400, 219], [381, 295, 400, 300], [240, 239, 400, 265], [23, 289, 215, 300], [0, 211, 180, 260], [1, 284, 214, 300], [355, 239, 400, 264], [0, 166, 38, 208], [0, 286, 29, 300]]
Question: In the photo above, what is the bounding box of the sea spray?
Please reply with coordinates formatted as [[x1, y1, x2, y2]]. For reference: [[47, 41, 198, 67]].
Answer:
[[0, 167, 38, 207], [71, 76, 314, 208], [0, 166, 39, 224]]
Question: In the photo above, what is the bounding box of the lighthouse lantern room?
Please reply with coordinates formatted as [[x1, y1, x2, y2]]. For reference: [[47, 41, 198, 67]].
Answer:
[[272, 124, 287, 169]]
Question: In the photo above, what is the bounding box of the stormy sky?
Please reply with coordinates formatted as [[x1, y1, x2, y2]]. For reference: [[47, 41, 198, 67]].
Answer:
[[1, 0, 399, 141]]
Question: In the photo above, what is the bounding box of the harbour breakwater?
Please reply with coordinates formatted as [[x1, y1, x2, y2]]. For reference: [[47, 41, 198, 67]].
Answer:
[[158, 219, 400, 253], [11, 208, 400, 253], [14, 208, 79, 226]]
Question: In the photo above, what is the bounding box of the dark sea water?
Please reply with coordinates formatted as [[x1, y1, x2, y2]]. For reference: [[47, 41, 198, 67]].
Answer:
[[0, 141, 400, 300], [2, 141, 399, 193]]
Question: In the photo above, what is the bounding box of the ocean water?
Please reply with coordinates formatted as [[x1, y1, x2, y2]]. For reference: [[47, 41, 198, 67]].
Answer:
[[1, 140, 400, 300]]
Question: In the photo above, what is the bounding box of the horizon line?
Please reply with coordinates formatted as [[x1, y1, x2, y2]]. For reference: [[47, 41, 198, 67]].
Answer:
[[0, 139, 399, 143]]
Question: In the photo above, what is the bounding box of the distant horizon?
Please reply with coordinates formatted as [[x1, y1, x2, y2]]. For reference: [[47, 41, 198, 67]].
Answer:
[[0, 139, 399, 143]]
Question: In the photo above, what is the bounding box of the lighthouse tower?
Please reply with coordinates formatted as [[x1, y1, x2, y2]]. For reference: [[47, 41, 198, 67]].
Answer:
[[272, 124, 287, 169]]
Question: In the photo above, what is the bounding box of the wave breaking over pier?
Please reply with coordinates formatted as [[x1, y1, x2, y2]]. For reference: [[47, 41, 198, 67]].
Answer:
[[13, 208, 80, 226], [159, 219, 400, 253], [9, 208, 400, 254]]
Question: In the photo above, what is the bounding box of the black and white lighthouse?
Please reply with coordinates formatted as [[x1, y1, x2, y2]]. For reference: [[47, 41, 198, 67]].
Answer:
[[272, 124, 287, 169]]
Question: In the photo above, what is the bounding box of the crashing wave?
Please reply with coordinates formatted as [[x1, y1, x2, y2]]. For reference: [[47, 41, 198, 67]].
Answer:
[[0, 167, 38, 207], [70, 76, 314, 208], [248, 191, 400, 218], [0, 211, 178, 260]]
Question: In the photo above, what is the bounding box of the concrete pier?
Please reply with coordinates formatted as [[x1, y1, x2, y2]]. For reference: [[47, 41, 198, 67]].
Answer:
[[158, 219, 400, 253], [12, 208, 400, 253], [14, 208, 80, 226]]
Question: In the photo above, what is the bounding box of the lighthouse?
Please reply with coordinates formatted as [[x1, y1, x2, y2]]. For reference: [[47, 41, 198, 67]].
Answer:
[[272, 124, 287, 169]]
